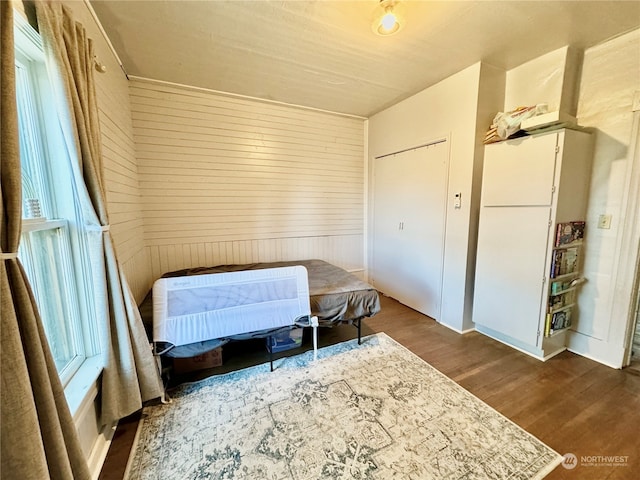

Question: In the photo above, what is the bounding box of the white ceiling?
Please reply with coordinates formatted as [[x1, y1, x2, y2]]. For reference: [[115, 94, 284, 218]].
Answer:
[[89, 0, 640, 117]]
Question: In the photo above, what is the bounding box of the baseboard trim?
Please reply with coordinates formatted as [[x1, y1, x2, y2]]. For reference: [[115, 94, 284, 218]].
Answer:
[[439, 321, 475, 335], [475, 325, 545, 360], [566, 347, 623, 370], [88, 422, 117, 480]]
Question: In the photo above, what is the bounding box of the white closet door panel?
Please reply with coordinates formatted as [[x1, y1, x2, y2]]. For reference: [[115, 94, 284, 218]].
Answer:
[[474, 206, 551, 346], [399, 146, 447, 319], [373, 142, 447, 319], [482, 133, 558, 207], [372, 153, 406, 298]]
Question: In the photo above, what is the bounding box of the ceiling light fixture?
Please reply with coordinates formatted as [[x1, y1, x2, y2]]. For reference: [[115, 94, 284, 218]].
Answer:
[[373, 0, 404, 36]]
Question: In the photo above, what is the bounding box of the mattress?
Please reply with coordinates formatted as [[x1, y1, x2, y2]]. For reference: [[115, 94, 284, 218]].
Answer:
[[162, 259, 381, 326]]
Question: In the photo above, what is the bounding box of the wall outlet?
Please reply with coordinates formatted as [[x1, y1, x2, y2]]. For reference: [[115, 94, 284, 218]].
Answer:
[[598, 214, 612, 229]]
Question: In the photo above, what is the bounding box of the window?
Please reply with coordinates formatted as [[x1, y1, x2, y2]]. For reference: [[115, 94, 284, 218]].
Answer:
[[14, 13, 101, 386]]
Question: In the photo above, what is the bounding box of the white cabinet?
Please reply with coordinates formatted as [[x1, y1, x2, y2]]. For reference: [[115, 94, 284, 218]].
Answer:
[[371, 141, 448, 319], [473, 129, 592, 359]]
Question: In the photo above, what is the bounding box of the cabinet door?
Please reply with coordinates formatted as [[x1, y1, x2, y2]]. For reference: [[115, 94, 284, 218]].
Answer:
[[372, 143, 447, 319], [482, 133, 558, 207], [473, 206, 551, 347]]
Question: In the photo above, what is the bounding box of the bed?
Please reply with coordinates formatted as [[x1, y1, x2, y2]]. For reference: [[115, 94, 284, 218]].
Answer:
[[139, 259, 381, 363]]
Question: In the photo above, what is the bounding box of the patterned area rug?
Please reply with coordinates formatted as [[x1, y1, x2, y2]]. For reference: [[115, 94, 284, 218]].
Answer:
[[125, 333, 562, 479]]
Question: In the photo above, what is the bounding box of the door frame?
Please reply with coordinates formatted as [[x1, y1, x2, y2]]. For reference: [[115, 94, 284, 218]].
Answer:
[[620, 102, 640, 366]]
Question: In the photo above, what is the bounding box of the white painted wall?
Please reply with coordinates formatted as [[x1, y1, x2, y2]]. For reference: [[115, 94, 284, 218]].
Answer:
[[504, 45, 581, 115], [94, 69, 151, 302], [368, 62, 503, 331], [129, 79, 366, 280], [568, 28, 640, 367]]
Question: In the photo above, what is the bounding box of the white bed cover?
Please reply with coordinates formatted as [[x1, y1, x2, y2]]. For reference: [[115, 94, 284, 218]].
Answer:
[[153, 265, 311, 347]]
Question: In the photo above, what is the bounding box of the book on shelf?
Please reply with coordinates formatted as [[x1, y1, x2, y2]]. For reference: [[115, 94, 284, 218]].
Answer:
[[550, 247, 579, 278], [564, 247, 578, 274], [550, 249, 563, 278], [545, 313, 552, 337], [555, 221, 585, 247], [546, 308, 572, 336], [551, 280, 569, 294], [548, 289, 575, 312], [549, 293, 565, 310], [554, 309, 571, 330]]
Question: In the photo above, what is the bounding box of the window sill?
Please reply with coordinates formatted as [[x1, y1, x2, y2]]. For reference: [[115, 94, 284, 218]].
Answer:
[[65, 354, 103, 419]]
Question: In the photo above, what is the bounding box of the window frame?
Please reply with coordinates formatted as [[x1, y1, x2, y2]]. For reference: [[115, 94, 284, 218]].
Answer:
[[14, 11, 103, 389]]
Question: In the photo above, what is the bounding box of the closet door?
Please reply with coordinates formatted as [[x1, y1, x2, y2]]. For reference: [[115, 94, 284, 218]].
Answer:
[[371, 151, 406, 303], [372, 142, 448, 319]]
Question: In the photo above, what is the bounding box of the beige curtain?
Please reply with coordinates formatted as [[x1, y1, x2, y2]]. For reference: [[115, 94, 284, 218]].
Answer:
[[34, 0, 162, 425], [0, 3, 92, 479]]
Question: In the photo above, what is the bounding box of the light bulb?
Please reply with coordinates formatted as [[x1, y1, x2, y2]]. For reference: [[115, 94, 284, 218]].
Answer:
[[380, 12, 397, 32], [372, 1, 404, 36]]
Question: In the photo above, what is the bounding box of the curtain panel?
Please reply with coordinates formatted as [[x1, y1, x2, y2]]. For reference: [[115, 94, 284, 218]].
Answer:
[[34, 0, 163, 425], [1, 2, 91, 479]]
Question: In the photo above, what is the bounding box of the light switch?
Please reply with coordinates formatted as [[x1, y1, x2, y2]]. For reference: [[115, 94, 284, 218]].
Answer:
[[598, 214, 612, 229], [454, 192, 462, 209]]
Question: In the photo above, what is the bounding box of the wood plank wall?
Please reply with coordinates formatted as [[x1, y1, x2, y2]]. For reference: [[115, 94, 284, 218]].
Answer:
[[129, 79, 366, 281], [94, 58, 150, 302]]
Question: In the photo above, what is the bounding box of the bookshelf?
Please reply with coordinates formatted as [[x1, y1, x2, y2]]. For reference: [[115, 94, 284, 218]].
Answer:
[[545, 223, 585, 337]]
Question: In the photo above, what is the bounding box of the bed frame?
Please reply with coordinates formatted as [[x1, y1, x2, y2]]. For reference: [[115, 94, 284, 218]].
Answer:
[[140, 260, 380, 387], [153, 265, 318, 372], [160, 259, 381, 341]]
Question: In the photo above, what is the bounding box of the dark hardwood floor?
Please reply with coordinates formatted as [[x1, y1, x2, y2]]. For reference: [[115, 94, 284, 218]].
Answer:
[[99, 294, 640, 480]]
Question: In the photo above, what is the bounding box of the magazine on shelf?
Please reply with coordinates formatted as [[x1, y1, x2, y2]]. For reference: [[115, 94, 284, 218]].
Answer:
[[550, 247, 579, 278], [555, 221, 585, 247], [546, 308, 572, 336], [564, 247, 578, 274]]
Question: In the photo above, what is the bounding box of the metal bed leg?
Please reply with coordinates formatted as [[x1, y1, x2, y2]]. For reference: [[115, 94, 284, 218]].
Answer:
[[311, 316, 319, 361], [269, 335, 274, 372], [357, 318, 362, 345]]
